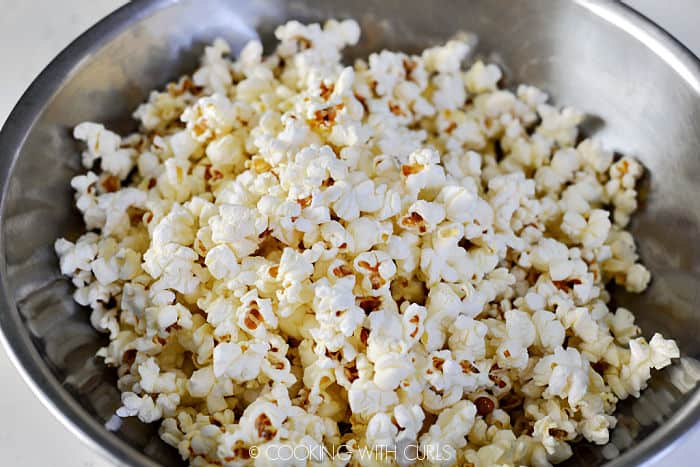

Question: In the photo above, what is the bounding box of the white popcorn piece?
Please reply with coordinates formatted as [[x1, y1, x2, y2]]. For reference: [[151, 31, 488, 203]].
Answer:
[[401, 148, 446, 194], [373, 353, 413, 391], [534, 347, 590, 405], [74, 122, 135, 179], [393, 404, 425, 443], [143, 243, 200, 295], [353, 250, 396, 294], [422, 38, 470, 74], [365, 412, 399, 448], [348, 378, 399, 417], [616, 333, 679, 397], [532, 310, 566, 351], [236, 289, 277, 338], [448, 315, 487, 362], [204, 244, 240, 280], [55, 234, 99, 276], [465, 61, 502, 93], [213, 340, 267, 382], [625, 263, 651, 293], [420, 400, 476, 464], [607, 307, 640, 345], [192, 38, 233, 95], [117, 392, 163, 423], [311, 276, 365, 353], [209, 203, 267, 257]]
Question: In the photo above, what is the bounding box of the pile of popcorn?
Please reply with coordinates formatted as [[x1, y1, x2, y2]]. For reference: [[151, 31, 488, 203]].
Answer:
[[55, 19, 679, 467]]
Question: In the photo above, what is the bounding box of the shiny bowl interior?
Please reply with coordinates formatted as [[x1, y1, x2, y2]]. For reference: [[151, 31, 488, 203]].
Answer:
[[1, 0, 700, 465]]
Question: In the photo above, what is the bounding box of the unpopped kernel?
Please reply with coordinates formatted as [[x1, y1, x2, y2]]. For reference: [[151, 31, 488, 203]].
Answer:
[[57, 19, 678, 467]]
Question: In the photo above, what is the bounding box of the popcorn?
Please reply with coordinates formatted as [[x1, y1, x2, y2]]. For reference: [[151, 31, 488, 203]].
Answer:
[[311, 277, 365, 353], [151, 204, 196, 247], [353, 250, 396, 295], [117, 392, 163, 423], [209, 203, 267, 257], [393, 404, 425, 443], [401, 148, 446, 194], [373, 353, 413, 391], [342, 217, 386, 254], [561, 209, 611, 249], [496, 310, 536, 369], [532, 416, 574, 458], [58, 19, 678, 467], [138, 358, 177, 393], [422, 39, 471, 74], [577, 138, 614, 173], [534, 347, 590, 405], [465, 61, 502, 93], [402, 303, 427, 347], [212, 340, 267, 381], [169, 129, 200, 160], [366, 412, 399, 448], [55, 234, 99, 277], [625, 263, 651, 293], [607, 307, 640, 345], [204, 244, 240, 280], [98, 188, 148, 237], [348, 379, 399, 417], [187, 366, 215, 398], [192, 38, 233, 95], [616, 333, 679, 398], [536, 104, 583, 146], [143, 243, 201, 295], [532, 310, 566, 351], [74, 122, 135, 179], [448, 315, 488, 362], [423, 283, 467, 351], [437, 185, 479, 222], [236, 289, 277, 338], [420, 400, 476, 464], [367, 308, 408, 360], [183, 94, 239, 142]]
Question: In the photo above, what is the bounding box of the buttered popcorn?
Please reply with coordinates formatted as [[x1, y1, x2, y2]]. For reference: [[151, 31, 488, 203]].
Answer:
[[56, 19, 678, 467]]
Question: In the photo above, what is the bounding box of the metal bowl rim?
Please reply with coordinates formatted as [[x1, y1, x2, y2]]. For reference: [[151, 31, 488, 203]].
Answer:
[[0, 0, 698, 465]]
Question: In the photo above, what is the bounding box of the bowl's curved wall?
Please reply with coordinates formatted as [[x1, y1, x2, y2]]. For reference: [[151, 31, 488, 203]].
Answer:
[[1, 1, 699, 465]]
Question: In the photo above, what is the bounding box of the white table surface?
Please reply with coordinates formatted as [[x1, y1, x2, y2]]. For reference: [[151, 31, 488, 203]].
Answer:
[[0, 0, 697, 465]]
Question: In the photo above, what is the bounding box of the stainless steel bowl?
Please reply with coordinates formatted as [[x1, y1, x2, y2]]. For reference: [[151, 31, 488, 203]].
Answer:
[[1, 0, 699, 465]]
